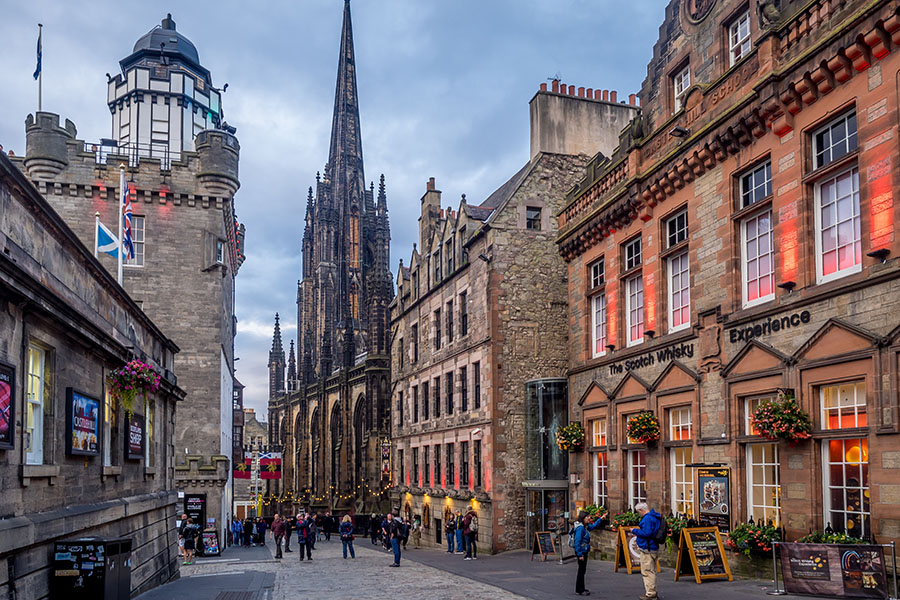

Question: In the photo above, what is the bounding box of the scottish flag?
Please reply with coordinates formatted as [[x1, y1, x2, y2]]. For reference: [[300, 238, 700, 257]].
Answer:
[[96, 219, 119, 258]]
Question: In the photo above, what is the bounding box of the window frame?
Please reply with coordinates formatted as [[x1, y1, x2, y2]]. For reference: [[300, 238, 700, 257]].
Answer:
[[474, 440, 483, 488], [124, 215, 145, 268], [812, 111, 858, 171], [424, 445, 431, 487], [624, 237, 642, 271], [591, 418, 608, 447], [461, 441, 470, 487], [626, 273, 645, 347], [434, 309, 442, 351], [473, 362, 481, 409], [740, 208, 776, 308], [460, 366, 469, 411], [628, 449, 647, 508], [747, 442, 780, 526], [814, 165, 862, 284], [740, 160, 772, 209], [434, 443, 442, 488], [822, 437, 870, 537], [670, 446, 694, 516], [433, 377, 441, 418], [589, 258, 605, 290], [668, 251, 691, 333], [745, 394, 776, 436], [668, 406, 692, 441], [459, 291, 469, 337], [25, 344, 45, 465], [728, 10, 752, 66], [593, 451, 609, 508], [445, 372, 454, 415], [447, 443, 455, 488], [820, 381, 867, 430], [526, 206, 542, 230], [591, 292, 608, 358], [446, 300, 454, 344], [673, 64, 691, 113]]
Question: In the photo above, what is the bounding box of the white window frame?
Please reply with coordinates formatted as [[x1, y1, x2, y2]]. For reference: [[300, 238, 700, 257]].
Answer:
[[729, 11, 751, 66], [591, 418, 607, 447], [124, 215, 145, 268], [26, 345, 45, 465], [673, 65, 691, 112], [741, 209, 775, 308], [670, 447, 694, 516], [626, 274, 644, 347], [740, 161, 772, 208], [669, 406, 692, 441], [628, 449, 647, 508], [823, 437, 870, 537], [668, 251, 690, 333], [666, 210, 688, 248], [747, 442, 780, 526], [625, 238, 642, 271], [820, 381, 867, 430], [814, 166, 861, 284], [813, 111, 858, 170], [216, 239, 225, 265], [591, 293, 608, 358], [103, 389, 113, 467], [593, 451, 609, 508], [745, 394, 776, 436], [590, 258, 605, 289]]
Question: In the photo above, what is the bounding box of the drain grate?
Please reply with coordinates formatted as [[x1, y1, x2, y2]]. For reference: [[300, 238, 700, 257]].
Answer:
[[214, 593, 255, 600]]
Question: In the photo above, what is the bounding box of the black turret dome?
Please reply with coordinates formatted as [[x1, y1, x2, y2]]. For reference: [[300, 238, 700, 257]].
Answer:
[[131, 14, 200, 65]]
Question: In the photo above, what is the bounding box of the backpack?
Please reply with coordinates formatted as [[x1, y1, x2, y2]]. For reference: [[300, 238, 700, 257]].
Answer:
[[568, 526, 577, 548], [651, 515, 669, 545], [469, 515, 479, 533]]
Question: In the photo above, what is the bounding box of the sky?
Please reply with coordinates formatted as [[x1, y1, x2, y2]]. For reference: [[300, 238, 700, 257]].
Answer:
[[0, 0, 664, 417]]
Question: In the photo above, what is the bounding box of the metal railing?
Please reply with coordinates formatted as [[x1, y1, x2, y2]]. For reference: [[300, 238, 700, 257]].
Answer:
[[84, 140, 181, 170]]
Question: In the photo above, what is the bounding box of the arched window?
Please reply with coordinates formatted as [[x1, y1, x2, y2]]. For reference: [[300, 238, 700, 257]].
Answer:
[[354, 396, 368, 489], [310, 408, 320, 493], [294, 413, 303, 494], [330, 403, 342, 490]]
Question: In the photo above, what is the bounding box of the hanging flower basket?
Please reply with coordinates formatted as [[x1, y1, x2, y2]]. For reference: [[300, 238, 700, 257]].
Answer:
[[626, 411, 660, 444], [107, 359, 161, 418], [750, 391, 812, 443], [555, 422, 585, 452]]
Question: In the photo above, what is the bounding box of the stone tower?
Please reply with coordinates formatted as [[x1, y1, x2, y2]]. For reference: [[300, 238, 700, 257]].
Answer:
[[268, 313, 286, 400]]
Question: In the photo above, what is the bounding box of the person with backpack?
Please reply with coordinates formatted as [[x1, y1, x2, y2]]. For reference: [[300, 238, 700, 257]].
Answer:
[[181, 518, 198, 565], [296, 513, 313, 561], [339, 515, 356, 558], [463, 505, 478, 560], [455, 510, 466, 554], [631, 502, 666, 600], [444, 511, 457, 553], [387, 513, 403, 566], [571, 510, 608, 596]]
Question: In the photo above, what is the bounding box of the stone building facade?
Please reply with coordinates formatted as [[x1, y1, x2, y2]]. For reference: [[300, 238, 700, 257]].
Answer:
[[12, 14, 245, 545], [0, 153, 184, 598], [234, 408, 268, 520], [267, 0, 393, 515], [559, 0, 900, 544], [390, 85, 638, 552]]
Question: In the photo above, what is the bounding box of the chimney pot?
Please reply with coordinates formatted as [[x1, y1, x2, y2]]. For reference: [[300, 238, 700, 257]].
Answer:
[[427, 177, 435, 191], [610, 91, 618, 103], [586, 88, 594, 99], [629, 93, 637, 106], [552, 80, 560, 93], [568, 85, 575, 95], [578, 86, 585, 97], [540, 82, 548, 92], [602, 90, 609, 101]]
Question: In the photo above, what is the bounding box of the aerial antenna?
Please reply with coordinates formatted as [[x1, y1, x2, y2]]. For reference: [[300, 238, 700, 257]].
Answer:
[[547, 72, 561, 83]]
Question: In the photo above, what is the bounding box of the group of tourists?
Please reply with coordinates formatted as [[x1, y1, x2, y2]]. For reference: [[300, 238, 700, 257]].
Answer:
[[442, 505, 479, 559], [571, 502, 663, 599], [230, 517, 269, 548], [264, 511, 349, 560]]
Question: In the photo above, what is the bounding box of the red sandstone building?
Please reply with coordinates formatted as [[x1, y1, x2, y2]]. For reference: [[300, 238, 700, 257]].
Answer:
[[558, 0, 900, 544]]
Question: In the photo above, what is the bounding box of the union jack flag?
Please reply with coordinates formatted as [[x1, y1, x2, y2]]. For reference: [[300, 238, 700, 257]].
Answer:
[[120, 169, 135, 261]]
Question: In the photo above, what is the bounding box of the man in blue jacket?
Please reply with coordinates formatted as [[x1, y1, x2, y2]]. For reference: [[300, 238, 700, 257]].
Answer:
[[631, 502, 662, 600], [572, 509, 608, 596]]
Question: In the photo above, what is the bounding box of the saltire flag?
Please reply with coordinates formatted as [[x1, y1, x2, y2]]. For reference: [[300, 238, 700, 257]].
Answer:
[[33, 27, 42, 80], [233, 457, 252, 479], [96, 218, 119, 258], [259, 452, 282, 480], [120, 169, 135, 260]]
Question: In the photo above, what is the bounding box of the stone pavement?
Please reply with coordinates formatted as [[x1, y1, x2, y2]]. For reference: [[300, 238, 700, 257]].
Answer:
[[138, 537, 809, 600]]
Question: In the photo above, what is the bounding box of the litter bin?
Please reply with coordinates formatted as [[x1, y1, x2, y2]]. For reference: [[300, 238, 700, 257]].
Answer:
[[51, 537, 132, 599]]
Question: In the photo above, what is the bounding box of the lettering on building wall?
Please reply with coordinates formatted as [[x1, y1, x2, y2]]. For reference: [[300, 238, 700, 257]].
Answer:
[[609, 342, 695, 375], [727, 310, 811, 343]]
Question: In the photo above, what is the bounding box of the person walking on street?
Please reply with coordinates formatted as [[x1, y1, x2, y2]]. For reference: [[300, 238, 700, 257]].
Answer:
[[324, 511, 334, 542], [463, 505, 478, 560], [572, 510, 608, 596], [178, 513, 188, 561], [401, 517, 410, 550], [411, 516, 421, 549], [271, 514, 286, 559], [631, 502, 663, 600], [231, 519, 243, 548], [455, 510, 466, 554], [381, 515, 391, 551], [444, 512, 457, 553], [387, 513, 402, 567], [340, 515, 356, 559], [284, 516, 294, 552], [242, 519, 253, 547], [309, 513, 319, 549], [255, 517, 267, 547], [181, 518, 198, 565], [369, 514, 379, 545], [296, 513, 313, 561]]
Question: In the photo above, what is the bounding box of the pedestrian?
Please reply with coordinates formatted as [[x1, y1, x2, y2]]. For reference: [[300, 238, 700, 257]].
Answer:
[[381, 515, 391, 551], [387, 513, 402, 567], [271, 513, 286, 559], [572, 509, 608, 596], [284, 515, 294, 552], [463, 505, 478, 560], [242, 519, 253, 547], [309, 513, 319, 548], [256, 517, 267, 547], [370, 513, 379, 545], [631, 502, 663, 600], [399, 517, 408, 550], [297, 513, 313, 561], [177, 513, 188, 561], [455, 510, 466, 554], [340, 514, 356, 559], [411, 515, 421, 549], [231, 518, 243, 548], [444, 512, 457, 553], [324, 511, 333, 542], [181, 518, 198, 565]]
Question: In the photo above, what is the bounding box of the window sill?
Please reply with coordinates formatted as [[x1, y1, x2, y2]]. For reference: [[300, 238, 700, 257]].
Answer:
[[144, 466, 157, 477], [21, 464, 60, 486], [812, 427, 868, 440], [730, 195, 773, 222], [801, 150, 859, 185], [102, 465, 122, 478], [659, 240, 689, 261]]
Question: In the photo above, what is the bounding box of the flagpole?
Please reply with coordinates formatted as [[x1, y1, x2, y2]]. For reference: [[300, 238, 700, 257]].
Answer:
[[37, 24, 42, 112], [94, 212, 100, 258], [117, 165, 125, 285]]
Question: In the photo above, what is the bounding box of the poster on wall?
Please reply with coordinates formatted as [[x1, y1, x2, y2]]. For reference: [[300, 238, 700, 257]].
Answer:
[[66, 388, 101, 456], [781, 543, 889, 598], [0, 362, 15, 450], [697, 467, 730, 533], [184, 493, 207, 525], [126, 413, 145, 460]]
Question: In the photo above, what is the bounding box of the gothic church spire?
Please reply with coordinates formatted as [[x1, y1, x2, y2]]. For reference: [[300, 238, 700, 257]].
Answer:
[[328, 0, 364, 184]]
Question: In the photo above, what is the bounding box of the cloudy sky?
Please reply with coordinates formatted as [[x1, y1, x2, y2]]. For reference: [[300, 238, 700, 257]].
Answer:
[[0, 1, 662, 416]]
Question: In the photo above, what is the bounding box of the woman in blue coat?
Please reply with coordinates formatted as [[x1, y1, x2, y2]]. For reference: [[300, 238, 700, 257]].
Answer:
[[572, 509, 607, 596]]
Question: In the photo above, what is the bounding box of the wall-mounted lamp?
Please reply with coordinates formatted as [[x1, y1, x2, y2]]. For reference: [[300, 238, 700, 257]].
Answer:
[[867, 248, 890, 264], [669, 125, 690, 138], [777, 281, 796, 293], [606, 344, 616, 352], [644, 330, 656, 339], [478, 253, 491, 263]]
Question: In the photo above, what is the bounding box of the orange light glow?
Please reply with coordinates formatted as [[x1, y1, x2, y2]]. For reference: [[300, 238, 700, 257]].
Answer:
[[607, 286, 617, 344], [845, 444, 868, 463], [645, 271, 656, 332], [868, 156, 894, 248]]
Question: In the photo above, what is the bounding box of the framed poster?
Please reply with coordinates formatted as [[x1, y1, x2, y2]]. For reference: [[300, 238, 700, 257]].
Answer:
[[0, 362, 15, 450], [697, 467, 731, 532], [184, 493, 207, 525], [126, 413, 145, 460], [66, 388, 101, 456]]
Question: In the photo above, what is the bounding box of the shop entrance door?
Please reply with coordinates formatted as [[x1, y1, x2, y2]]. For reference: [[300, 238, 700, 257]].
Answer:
[[526, 489, 569, 549]]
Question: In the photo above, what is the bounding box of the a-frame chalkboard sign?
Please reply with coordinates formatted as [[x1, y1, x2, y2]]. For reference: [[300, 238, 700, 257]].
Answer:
[[531, 531, 556, 561], [674, 527, 733, 584], [614, 527, 661, 574]]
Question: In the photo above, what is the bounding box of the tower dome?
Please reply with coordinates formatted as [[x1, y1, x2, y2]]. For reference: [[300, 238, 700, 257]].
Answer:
[[119, 13, 209, 83]]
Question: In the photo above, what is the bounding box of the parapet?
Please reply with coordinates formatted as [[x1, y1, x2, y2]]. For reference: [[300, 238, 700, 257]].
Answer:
[[24, 112, 77, 179], [194, 129, 240, 197]]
